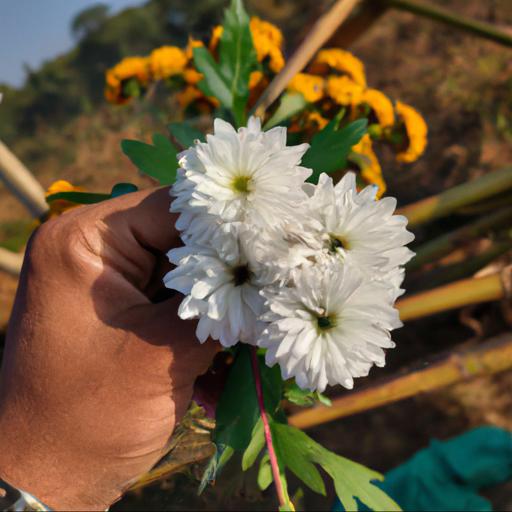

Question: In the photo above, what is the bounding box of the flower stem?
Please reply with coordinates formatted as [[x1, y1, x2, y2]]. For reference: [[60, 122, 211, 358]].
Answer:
[[249, 346, 288, 510]]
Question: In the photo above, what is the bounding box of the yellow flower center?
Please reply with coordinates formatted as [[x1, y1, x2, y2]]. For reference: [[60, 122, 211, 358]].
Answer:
[[317, 314, 337, 331], [231, 175, 252, 194], [329, 235, 350, 253]]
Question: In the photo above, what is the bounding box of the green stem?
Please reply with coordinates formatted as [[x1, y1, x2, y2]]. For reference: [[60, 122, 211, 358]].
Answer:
[[409, 206, 512, 270], [398, 167, 512, 227], [379, 0, 512, 47]]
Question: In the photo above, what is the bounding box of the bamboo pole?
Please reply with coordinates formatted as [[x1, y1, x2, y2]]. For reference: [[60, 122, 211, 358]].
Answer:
[[380, 0, 512, 48], [397, 271, 506, 322], [289, 332, 512, 429], [326, 1, 388, 49], [253, 0, 361, 118], [408, 207, 512, 270], [0, 140, 48, 218], [398, 167, 512, 228], [0, 247, 24, 276]]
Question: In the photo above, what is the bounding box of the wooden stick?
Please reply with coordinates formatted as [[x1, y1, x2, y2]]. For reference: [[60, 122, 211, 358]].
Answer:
[[253, 0, 361, 118], [289, 331, 512, 429], [0, 247, 24, 276], [397, 271, 506, 322], [382, 0, 512, 48], [0, 140, 48, 218], [398, 167, 512, 228]]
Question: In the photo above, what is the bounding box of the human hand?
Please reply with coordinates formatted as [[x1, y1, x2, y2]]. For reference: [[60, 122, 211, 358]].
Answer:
[[0, 188, 218, 510]]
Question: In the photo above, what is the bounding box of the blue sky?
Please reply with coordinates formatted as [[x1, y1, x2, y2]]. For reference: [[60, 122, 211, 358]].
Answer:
[[0, 0, 144, 87]]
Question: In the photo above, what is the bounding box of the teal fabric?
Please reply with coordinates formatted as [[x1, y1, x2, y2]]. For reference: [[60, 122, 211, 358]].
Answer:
[[333, 426, 512, 511]]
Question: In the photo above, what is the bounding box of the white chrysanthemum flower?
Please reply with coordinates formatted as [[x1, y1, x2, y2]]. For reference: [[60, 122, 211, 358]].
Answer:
[[259, 261, 402, 392], [171, 116, 311, 231], [306, 172, 414, 279], [164, 243, 265, 347]]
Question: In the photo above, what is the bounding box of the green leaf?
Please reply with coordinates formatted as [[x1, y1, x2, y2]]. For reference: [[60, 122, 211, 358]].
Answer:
[[271, 421, 326, 496], [242, 418, 265, 471], [303, 119, 368, 183], [257, 454, 272, 491], [284, 382, 331, 407], [270, 422, 401, 511], [198, 445, 234, 495], [214, 345, 283, 453], [121, 133, 178, 185], [46, 191, 111, 204], [193, 0, 257, 126], [193, 46, 232, 107], [168, 122, 205, 149], [264, 93, 307, 130]]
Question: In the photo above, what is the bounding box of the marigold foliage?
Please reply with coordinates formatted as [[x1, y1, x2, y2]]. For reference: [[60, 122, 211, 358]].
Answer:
[[104, 13, 427, 194], [45, 180, 84, 217]]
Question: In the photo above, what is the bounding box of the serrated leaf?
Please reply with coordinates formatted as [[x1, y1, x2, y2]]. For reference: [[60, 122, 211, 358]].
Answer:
[[264, 93, 307, 130], [214, 345, 282, 453], [257, 453, 272, 491], [121, 133, 178, 185], [303, 119, 368, 183], [284, 382, 331, 408], [193, 0, 257, 126], [46, 191, 111, 204], [168, 122, 204, 149], [316, 392, 332, 407], [271, 422, 326, 496], [242, 418, 265, 471], [271, 422, 401, 512], [194, 46, 232, 107]]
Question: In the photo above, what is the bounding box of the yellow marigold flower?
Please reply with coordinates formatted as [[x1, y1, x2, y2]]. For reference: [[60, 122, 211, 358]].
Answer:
[[184, 68, 203, 85], [177, 85, 219, 111], [326, 76, 364, 105], [149, 46, 187, 80], [306, 111, 329, 130], [209, 25, 224, 52], [288, 73, 324, 103], [45, 180, 85, 217], [249, 70, 264, 89], [185, 37, 204, 60], [210, 18, 285, 73], [356, 88, 395, 128], [311, 49, 366, 87], [351, 135, 386, 198], [105, 56, 150, 104], [250, 17, 283, 47], [394, 101, 428, 163]]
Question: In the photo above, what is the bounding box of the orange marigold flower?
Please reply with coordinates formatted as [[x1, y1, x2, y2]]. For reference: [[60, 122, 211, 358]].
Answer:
[[249, 70, 264, 89], [355, 88, 395, 128], [177, 85, 219, 111], [311, 49, 366, 87], [288, 73, 324, 103], [351, 135, 386, 198], [394, 101, 428, 163], [210, 18, 285, 73], [185, 37, 204, 60], [105, 56, 150, 104], [184, 68, 203, 85], [326, 76, 364, 105], [306, 111, 329, 130], [149, 46, 187, 80], [45, 180, 85, 217]]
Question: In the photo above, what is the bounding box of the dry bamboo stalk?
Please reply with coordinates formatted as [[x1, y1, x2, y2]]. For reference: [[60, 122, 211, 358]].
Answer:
[[397, 271, 506, 322], [0, 140, 48, 218], [253, 0, 361, 118], [289, 331, 512, 429], [398, 167, 512, 227], [0, 247, 24, 276], [326, 1, 388, 48]]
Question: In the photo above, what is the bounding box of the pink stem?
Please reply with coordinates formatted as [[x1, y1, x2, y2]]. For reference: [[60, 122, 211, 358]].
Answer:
[[250, 346, 287, 509]]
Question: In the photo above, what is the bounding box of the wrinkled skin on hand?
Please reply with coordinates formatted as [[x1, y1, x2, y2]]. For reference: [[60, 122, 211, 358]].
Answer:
[[0, 188, 218, 511]]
